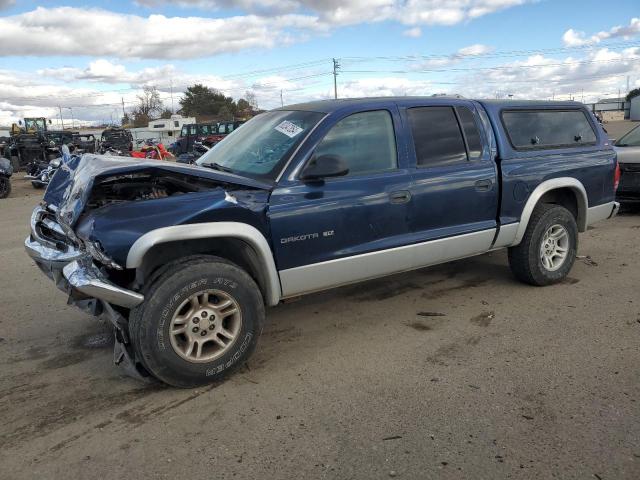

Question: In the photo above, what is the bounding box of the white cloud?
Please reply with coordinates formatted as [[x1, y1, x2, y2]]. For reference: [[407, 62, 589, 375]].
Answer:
[[457, 43, 492, 56], [415, 43, 493, 68], [0, 7, 324, 60], [0, 3, 530, 59], [458, 47, 640, 102], [337, 77, 433, 98], [563, 17, 640, 47], [137, 0, 528, 27], [403, 27, 422, 38]]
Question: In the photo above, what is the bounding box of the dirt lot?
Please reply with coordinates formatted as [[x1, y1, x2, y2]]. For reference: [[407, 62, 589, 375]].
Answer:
[[1, 174, 639, 480]]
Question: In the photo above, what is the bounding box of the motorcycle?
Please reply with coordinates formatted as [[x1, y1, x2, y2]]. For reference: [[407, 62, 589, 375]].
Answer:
[[26, 156, 63, 189], [131, 140, 174, 161], [0, 157, 13, 199], [25, 143, 79, 189]]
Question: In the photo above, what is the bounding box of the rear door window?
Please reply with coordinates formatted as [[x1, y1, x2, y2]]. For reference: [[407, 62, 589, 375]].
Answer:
[[502, 110, 597, 150], [456, 106, 482, 160], [407, 106, 467, 167]]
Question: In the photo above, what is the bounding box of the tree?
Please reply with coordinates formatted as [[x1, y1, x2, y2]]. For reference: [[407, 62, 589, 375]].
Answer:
[[121, 113, 131, 126], [236, 98, 251, 112], [132, 112, 150, 128], [133, 86, 164, 121], [217, 105, 233, 121], [160, 108, 173, 119], [179, 84, 237, 118], [626, 88, 640, 102], [244, 90, 258, 110]]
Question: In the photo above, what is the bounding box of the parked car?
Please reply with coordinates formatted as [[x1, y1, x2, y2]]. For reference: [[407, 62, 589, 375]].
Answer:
[[25, 97, 619, 387], [614, 124, 640, 205], [0, 157, 13, 198]]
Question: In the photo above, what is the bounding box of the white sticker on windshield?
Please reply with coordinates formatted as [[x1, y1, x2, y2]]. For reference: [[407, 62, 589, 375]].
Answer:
[[275, 120, 304, 138]]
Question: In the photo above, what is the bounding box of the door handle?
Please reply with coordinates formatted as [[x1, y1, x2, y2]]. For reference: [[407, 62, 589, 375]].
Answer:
[[474, 179, 493, 192], [390, 190, 412, 204]]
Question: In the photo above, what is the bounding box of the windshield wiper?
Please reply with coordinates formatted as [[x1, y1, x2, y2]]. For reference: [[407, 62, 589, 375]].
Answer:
[[201, 162, 235, 173]]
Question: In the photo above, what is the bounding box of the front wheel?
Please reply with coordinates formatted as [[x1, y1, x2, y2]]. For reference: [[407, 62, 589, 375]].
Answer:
[[508, 204, 578, 286], [0, 176, 11, 199], [130, 257, 265, 388]]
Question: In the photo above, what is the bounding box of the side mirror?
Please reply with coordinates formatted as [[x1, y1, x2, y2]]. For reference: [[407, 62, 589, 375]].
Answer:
[[300, 154, 349, 181]]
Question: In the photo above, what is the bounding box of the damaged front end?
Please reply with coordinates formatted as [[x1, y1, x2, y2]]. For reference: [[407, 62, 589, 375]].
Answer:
[[26, 154, 271, 380]]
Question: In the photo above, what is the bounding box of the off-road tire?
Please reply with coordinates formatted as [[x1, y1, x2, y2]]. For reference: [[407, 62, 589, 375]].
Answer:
[[508, 203, 578, 286], [129, 256, 265, 388], [0, 176, 11, 199]]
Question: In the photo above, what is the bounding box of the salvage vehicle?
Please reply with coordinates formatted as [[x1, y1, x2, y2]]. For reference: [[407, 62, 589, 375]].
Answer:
[[0, 156, 12, 198], [72, 134, 98, 154], [25, 97, 619, 387], [4, 118, 61, 168], [174, 121, 245, 155], [99, 127, 133, 154], [614, 124, 640, 205]]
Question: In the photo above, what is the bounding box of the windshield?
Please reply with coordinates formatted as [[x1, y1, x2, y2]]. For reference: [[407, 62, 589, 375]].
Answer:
[[196, 110, 325, 180], [616, 125, 640, 147]]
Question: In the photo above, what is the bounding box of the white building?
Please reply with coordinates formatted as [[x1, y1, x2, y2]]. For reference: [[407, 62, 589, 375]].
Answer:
[[629, 96, 640, 121]]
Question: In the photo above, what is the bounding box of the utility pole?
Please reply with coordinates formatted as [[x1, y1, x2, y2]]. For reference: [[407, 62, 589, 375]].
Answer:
[[69, 107, 75, 129], [121, 97, 126, 124], [58, 106, 64, 130], [627, 75, 630, 95], [332, 58, 340, 99], [170, 78, 175, 114], [280, 89, 284, 108]]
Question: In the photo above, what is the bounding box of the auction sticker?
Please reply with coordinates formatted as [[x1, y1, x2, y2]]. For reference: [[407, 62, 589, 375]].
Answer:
[[275, 120, 304, 138]]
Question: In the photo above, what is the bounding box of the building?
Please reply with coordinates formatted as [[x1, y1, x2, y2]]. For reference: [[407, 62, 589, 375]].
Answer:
[[629, 95, 640, 121], [589, 97, 627, 122]]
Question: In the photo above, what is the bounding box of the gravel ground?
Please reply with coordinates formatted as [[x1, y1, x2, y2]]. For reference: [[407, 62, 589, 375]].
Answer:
[[0, 174, 639, 480]]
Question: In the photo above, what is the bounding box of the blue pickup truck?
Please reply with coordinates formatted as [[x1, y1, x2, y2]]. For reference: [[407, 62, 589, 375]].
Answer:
[[26, 97, 620, 387]]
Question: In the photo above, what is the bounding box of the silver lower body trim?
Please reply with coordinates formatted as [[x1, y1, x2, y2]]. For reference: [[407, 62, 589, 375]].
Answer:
[[279, 229, 496, 298], [586, 201, 620, 226]]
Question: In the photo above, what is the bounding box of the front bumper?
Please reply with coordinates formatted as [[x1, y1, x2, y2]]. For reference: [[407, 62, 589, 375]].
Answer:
[[25, 236, 143, 309], [25, 205, 150, 381]]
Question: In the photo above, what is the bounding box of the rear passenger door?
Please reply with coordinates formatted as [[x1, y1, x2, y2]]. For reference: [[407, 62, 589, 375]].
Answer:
[[403, 103, 499, 246]]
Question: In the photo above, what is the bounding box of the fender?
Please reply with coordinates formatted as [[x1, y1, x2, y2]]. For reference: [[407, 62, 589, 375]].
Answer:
[[126, 222, 282, 306], [512, 177, 588, 246]]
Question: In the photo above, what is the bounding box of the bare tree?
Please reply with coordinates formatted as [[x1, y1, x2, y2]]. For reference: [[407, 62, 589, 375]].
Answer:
[[134, 86, 164, 120]]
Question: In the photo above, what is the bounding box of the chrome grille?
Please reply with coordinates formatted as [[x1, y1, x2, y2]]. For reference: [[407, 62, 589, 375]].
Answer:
[[31, 205, 76, 252]]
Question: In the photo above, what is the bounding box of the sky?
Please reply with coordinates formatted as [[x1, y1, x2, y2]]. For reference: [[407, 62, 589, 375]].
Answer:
[[0, 0, 639, 127]]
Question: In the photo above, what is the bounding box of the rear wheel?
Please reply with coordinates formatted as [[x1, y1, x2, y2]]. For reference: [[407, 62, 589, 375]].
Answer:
[[0, 176, 11, 199], [130, 257, 264, 388], [508, 204, 578, 286]]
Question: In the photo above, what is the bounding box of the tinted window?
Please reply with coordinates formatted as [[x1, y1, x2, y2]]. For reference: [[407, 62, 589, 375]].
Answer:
[[314, 110, 397, 176], [408, 107, 467, 167], [502, 110, 597, 149], [456, 106, 482, 160]]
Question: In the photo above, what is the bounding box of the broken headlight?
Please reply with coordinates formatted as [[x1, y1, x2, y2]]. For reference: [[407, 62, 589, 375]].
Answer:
[[84, 240, 123, 270]]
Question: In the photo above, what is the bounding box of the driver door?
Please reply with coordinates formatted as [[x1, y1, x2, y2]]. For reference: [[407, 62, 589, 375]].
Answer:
[[269, 107, 414, 297]]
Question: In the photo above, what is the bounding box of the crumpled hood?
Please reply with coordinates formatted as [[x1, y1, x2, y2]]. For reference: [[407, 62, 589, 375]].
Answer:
[[44, 153, 273, 230]]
